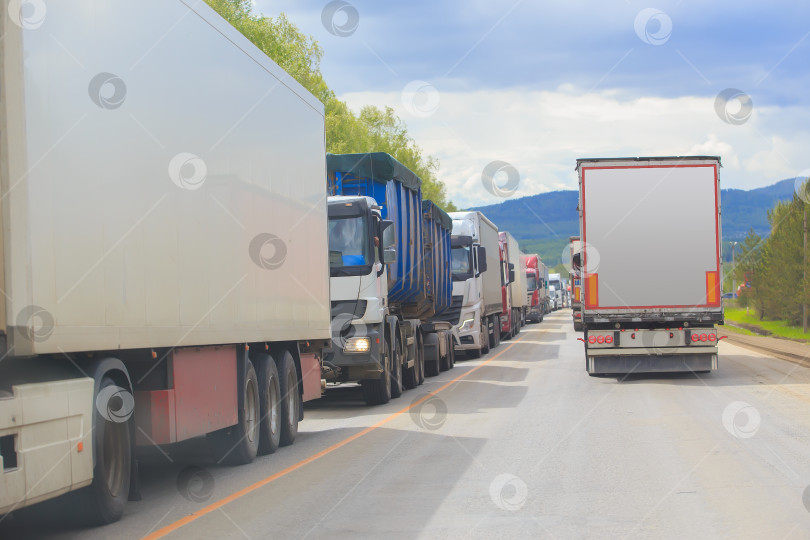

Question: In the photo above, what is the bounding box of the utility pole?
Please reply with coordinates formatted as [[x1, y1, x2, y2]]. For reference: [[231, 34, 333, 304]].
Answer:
[[802, 197, 810, 334]]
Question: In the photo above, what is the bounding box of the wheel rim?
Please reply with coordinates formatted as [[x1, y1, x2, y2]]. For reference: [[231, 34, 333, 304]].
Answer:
[[245, 375, 259, 444], [286, 371, 296, 425]]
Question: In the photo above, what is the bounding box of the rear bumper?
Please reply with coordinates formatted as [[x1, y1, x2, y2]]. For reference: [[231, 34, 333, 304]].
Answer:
[[586, 347, 717, 374]]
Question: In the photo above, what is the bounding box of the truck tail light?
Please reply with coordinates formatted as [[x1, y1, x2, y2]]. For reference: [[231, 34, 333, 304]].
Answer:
[[588, 335, 596, 344], [708, 334, 716, 342], [596, 335, 605, 344], [585, 273, 598, 307], [706, 271, 720, 305], [605, 335, 613, 344], [691, 334, 699, 342]]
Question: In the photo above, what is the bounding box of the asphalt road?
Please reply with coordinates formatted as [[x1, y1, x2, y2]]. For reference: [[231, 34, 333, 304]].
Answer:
[[3, 310, 810, 539]]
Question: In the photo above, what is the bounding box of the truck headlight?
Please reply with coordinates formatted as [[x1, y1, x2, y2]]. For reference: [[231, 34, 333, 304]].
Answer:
[[344, 337, 371, 353], [458, 318, 475, 332]]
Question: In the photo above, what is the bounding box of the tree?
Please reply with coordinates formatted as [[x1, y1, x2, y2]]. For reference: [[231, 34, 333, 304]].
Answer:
[[204, 0, 456, 211]]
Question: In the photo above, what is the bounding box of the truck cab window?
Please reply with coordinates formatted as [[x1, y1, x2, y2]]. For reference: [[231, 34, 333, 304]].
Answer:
[[329, 215, 370, 268]]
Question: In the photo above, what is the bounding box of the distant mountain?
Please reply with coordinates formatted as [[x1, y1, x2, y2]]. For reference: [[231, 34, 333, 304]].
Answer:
[[469, 177, 799, 268]]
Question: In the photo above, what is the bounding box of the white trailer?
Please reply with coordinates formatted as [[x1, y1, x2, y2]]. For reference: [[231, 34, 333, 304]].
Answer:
[[0, 0, 329, 523], [576, 157, 723, 375]]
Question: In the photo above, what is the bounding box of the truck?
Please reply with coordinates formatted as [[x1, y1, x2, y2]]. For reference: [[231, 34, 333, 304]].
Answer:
[[323, 153, 455, 405], [523, 254, 548, 323], [576, 156, 724, 375], [445, 212, 502, 358], [549, 273, 563, 310], [569, 236, 584, 331], [499, 232, 526, 339], [0, 0, 330, 524]]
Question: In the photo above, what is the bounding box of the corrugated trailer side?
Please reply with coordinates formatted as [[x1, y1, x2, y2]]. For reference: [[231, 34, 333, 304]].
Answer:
[[0, 0, 329, 522]]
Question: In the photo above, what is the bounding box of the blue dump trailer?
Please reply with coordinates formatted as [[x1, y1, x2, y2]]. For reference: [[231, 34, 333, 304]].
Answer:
[[324, 152, 456, 404]]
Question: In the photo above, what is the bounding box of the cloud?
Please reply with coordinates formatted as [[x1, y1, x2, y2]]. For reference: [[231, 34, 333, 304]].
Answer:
[[341, 86, 810, 208]]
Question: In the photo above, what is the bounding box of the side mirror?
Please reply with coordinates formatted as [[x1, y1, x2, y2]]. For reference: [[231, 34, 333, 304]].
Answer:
[[380, 220, 395, 248], [572, 253, 582, 271], [509, 268, 515, 283], [383, 248, 397, 264], [476, 246, 487, 274]]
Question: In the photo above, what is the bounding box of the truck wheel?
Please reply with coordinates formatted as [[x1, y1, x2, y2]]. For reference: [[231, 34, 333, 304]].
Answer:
[[391, 334, 404, 398], [515, 311, 521, 335], [439, 338, 450, 371], [71, 376, 132, 525], [277, 350, 300, 445], [423, 332, 441, 377], [416, 332, 425, 385], [254, 354, 282, 455], [481, 319, 490, 355], [403, 331, 419, 390], [209, 358, 261, 464], [361, 342, 392, 405]]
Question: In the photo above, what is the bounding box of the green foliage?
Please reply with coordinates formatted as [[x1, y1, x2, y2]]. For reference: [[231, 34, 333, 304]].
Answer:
[[741, 185, 809, 324], [204, 0, 455, 211]]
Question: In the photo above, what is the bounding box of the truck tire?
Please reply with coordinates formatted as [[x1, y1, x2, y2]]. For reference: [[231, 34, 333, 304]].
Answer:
[[276, 350, 300, 445], [254, 353, 282, 455], [71, 376, 132, 525], [514, 310, 521, 335], [423, 332, 441, 377], [390, 333, 404, 398], [361, 343, 392, 405], [417, 331, 426, 385], [481, 319, 490, 355], [209, 358, 261, 464], [403, 330, 419, 390], [439, 335, 450, 372]]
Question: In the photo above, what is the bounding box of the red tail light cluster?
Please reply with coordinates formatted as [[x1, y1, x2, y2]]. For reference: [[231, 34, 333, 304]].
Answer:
[[588, 334, 614, 345], [691, 333, 717, 342]]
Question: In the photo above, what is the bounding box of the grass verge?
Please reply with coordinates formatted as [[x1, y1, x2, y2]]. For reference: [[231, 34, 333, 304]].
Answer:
[[724, 306, 810, 342]]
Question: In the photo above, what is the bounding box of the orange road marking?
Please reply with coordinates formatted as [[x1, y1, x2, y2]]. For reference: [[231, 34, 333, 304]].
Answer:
[[143, 335, 526, 539]]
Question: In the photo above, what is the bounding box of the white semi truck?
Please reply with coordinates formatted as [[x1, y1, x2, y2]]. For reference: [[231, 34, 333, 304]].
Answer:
[[0, 0, 330, 523], [576, 156, 724, 375], [446, 212, 501, 358]]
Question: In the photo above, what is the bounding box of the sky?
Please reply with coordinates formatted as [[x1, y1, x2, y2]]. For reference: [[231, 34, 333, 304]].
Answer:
[[254, 0, 810, 209]]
